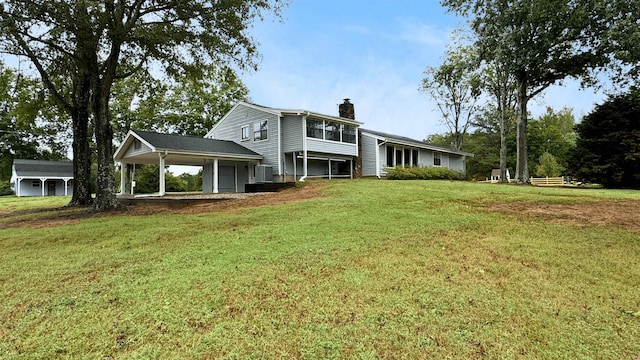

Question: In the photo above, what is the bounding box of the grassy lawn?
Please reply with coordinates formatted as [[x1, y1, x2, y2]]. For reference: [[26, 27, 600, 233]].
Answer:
[[0, 180, 638, 359]]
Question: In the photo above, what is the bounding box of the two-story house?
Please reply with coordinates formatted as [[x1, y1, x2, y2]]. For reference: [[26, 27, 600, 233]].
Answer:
[[114, 99, 472, 195]]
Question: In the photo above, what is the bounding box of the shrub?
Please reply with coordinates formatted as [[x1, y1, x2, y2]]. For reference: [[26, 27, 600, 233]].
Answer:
[[385, 166, 463, 180], [0, 180, 14, 196]]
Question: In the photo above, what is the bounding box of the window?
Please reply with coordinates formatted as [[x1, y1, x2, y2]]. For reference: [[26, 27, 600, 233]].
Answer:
[[325, 122, 341, 141], [306, 118, 324, 139], [342, 125, 356, 144], [412, 149, 418, 166], [434, 152, 441, 166], [241, 125, 250, 141], [133, 140, 141, 150], [404, 149, 411, 167], [386, 146, 394, 167], [253, 120, 267, 141]]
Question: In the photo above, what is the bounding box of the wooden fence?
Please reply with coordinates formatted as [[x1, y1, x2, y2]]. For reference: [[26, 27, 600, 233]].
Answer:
[[530, 176, 564, 186]]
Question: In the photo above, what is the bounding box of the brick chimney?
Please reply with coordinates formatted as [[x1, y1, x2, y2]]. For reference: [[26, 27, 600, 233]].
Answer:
[[338, 98, 355, 120]]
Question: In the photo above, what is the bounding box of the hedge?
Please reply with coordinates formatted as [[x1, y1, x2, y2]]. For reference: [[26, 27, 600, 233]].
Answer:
[[385, 166, 463, 180]]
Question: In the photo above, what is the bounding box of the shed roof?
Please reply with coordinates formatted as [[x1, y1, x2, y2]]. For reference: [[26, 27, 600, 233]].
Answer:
[[13, 159, 73, 178], [360, 129, 474, 157]]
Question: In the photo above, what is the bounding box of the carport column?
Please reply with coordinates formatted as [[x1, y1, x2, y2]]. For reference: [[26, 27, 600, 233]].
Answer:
[[158, 154, 166, 196], [63, 178, 71, 196], [328, 159, 332, 179], [213, 158, 219, 193], [16, 177, 22, 197], [119, 162, 126, 195], [40, 177, 46, 197]]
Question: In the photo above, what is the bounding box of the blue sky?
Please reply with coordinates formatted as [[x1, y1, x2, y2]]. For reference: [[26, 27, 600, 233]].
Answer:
[[243, 0, 608, 139]]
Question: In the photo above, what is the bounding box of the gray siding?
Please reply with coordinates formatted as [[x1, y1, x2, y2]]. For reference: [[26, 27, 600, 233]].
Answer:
[[124, 140, 152, 158], [361, 134, 379, 177], [307, 138, 357, 156], [281, 115, 303, 152], [208, 104, 280, 170]]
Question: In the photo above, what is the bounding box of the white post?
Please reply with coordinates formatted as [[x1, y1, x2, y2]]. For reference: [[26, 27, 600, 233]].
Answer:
[[328, 159, 332, 179], [16, 178, 21, 197], [63, 178, 69, 196], [119, 163, 126, 195], [40, 178, 46, 197], [213, 158, 219, 193], [303, 150, 308, 179], [293, 153, 297, 180], [159, 154, 166, 196]]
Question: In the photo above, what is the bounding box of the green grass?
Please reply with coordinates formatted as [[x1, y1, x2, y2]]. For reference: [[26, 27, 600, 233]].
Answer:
[[0, 180, 638, 359]]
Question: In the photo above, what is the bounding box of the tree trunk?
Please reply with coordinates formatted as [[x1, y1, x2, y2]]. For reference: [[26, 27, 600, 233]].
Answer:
[[68, 75, 93, 206], [499, 105, 509, 183], [515, 81, 529, 184], [69, 107, 92, 206], [93, 87, 119, 211]]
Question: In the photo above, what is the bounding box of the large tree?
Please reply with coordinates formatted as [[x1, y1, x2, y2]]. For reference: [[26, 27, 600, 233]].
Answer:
[[1, 0, 287, 210], [569, 89, 640, 188], [443, 0, 640, 183], [111, 64, 249, 141], [480, 61, 517, 183], [421, 45, 482, 150]]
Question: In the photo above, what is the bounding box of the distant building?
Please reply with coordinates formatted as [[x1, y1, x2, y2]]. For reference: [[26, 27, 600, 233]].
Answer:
[[10, 159, 73, 197], [490, 168, 510, 182]]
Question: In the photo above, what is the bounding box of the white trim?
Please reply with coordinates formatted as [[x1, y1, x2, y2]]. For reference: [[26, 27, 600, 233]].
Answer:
[[159, 154, 166, 195], [213, 159, 219, 193]]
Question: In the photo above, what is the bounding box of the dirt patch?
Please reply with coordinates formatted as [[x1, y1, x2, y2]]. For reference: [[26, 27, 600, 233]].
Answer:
[[487, 199, 640, 232], [121, 182, 325, 216], [0, 182, 325, 229]]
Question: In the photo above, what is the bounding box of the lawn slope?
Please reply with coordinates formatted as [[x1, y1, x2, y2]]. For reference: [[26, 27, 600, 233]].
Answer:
[[1, 180, 638, 359]]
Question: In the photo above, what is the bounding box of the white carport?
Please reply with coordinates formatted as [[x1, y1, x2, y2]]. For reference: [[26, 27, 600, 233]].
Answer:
[[113, 130, 263, 195]]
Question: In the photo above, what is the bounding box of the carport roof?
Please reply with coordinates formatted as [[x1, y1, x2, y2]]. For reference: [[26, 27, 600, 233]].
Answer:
[[134, 130, 260, 156], [114, 130, 263, 165]]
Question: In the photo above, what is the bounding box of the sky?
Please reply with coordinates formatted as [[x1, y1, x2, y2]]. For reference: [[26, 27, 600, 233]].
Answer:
[[241, 0, 609, 140]]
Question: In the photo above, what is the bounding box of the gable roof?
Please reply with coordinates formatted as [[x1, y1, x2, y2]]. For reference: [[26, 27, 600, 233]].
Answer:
[[205, 101, 362, 138], [114, 130, 262, 163], [13, 159, 73, 178], [360, 129, 474, 157]]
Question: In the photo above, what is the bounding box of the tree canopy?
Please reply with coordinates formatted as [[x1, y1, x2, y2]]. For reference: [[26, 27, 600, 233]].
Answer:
[[0, 0, 288, 210], [569, 88, 640, 188], [421, 45, 481, 150], [442, 0, 640, 183]]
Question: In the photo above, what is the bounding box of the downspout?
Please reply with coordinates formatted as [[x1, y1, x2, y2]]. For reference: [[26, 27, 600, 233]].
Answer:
[[277, 115, 282, 181]]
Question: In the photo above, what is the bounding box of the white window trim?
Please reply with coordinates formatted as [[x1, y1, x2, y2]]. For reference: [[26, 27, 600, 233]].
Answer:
[[241, 125, 250, 141]]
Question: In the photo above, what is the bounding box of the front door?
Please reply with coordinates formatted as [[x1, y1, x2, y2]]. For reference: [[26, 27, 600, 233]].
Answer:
[[218, 166, 236, 193], [47, 181, 56, 196]]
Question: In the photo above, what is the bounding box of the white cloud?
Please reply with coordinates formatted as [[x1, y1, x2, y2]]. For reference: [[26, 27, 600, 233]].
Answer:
[[395, 20, 451, 48]]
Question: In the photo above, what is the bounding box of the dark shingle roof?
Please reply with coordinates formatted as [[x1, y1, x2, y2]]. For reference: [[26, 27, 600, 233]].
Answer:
[[13, 159, 73, 178], [133, 130, 261, 157], [360, 128, 473, 156]]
